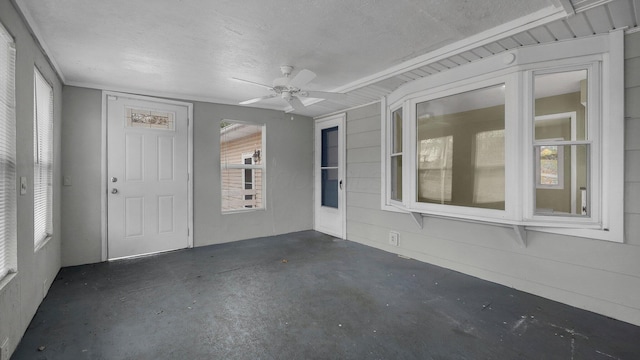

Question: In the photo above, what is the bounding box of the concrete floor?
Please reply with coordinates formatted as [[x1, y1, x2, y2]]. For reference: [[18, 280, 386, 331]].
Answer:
[[12, 231, 640, 359]]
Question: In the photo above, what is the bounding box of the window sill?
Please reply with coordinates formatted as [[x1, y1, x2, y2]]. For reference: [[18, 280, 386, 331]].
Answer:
[[0, 271, 17, 293], [222, 208, 265, 215], [382, 203, 621, 243], [34, 235, 53, 253]]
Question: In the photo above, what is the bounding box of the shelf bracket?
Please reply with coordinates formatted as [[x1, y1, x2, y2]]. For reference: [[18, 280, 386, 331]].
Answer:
[[409, 212, 423, 229], [512, 225, 527, 248]]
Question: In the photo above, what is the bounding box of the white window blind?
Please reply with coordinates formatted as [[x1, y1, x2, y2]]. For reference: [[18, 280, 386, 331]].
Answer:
[[0, 21, 17, 280], [34, 69, 53, 248]]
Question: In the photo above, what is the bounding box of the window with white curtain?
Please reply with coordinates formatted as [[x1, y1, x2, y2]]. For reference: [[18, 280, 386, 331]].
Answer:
[[34, 68, 53, 249], [0, 21, 17, 281]]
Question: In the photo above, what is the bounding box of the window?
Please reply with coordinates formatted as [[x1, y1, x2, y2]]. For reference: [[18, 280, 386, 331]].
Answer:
[[220, 120, 265, 212], [416, 84, 505, 209], [0, 21, 17, 280], [321, 126, 339, 208], [382, 31, 625, 242], [533, 70, 587, 217], [389, 108, 403, 202], [34, 68, 54, 249]]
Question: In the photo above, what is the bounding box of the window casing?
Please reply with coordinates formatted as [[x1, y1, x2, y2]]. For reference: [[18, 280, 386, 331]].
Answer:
[[0, 21, 17, 281], [382, 31, 624, 242], [220, 120, 265, 212], [34, 68, 54, 249]]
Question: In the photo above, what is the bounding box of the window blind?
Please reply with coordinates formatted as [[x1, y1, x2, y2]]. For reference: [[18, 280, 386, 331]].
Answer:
[[33, 69, 53, 248], [0, 21, 17, 280]]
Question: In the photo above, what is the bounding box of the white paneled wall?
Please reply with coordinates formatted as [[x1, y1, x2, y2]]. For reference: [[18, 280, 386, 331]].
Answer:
[[625, 31, 640, 242]]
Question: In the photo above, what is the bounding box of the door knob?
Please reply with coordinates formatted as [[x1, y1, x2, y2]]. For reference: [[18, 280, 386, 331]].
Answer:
[[111, 188, 119, 194], [111, 177, 118, 182]]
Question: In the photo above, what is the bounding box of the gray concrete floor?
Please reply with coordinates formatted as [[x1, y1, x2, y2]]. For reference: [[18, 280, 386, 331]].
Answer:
[[12, 231, 640, 359]]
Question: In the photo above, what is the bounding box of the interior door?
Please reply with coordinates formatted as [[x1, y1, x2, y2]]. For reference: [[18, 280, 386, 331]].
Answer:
[[314, 114, 346, 239], [107, 95, 190, 259]]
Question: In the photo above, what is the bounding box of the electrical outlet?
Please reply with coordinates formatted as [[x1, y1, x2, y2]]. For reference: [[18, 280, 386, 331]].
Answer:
[[1, 337, 9, 360], [389, 231, 399, 246]]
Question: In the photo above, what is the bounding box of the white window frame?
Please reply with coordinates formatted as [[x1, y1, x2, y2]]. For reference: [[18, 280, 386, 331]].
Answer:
[[381, 31, 625, 243], [33, 67, 54, 250], [0, 20, 17, 286], [220, 119, 266, 213], [386, 102, 406, 208]]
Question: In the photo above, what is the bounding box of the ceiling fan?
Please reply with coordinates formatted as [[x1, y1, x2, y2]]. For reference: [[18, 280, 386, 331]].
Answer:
[[233, 65, 347, 111]]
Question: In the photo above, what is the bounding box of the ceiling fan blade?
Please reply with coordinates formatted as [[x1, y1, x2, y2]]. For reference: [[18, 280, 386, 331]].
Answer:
[[239, 93, 277, 105], [231, 77, 274, 90], [286, 96, 306, 111], [289, 69, 316, 88], [299, 90, 347, 102]]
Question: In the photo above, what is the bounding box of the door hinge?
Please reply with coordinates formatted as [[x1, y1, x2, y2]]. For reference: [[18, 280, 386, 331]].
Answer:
[[188, 228, 190, 236], [187, 117, 190, 126]]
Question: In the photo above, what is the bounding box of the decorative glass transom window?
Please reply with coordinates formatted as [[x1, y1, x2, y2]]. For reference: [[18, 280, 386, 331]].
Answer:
[[382, 31, 625, 243], [220, 120, 265, 212]]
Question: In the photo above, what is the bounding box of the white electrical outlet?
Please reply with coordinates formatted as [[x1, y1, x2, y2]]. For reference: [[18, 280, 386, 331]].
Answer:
[[1, 337, 9, 360], [389, 231, 399, 246]]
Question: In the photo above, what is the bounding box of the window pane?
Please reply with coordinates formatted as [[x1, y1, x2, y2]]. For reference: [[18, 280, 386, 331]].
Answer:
[[534, 70, 589, 217], [391, 155, 402, 201], [220, 121, 264, 212], [222, 169, 263, 211], [0, 21, 17, 279], [535, 144, 589, 216], [417, 84, 505, 209], [321, 127, 338, 168], [535, 70, 587, 140], [321, 168, 338, 208], [34, 69, 53, 247], [220, 122, 263, 165], [392, 108, 402, 154]]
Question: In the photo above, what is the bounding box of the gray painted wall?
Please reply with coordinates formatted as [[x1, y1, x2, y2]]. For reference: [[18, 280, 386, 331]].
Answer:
[[60, 87, 314, 266], [0, 1, 63, 357], [344, 31, 640, 326]]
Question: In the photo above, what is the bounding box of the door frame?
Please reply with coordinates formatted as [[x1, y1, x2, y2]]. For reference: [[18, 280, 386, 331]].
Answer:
[[314, 113, 347, 239], [100, 91, 194, 261]]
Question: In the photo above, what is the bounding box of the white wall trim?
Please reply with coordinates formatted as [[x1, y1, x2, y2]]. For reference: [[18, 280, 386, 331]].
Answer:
[[100, 91, 194, 261], [13, 0, 66, 84]]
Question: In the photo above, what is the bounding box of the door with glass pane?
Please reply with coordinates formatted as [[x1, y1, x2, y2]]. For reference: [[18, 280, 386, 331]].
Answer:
[[314, 115, 345, 239], [106, 94, 190, 259]]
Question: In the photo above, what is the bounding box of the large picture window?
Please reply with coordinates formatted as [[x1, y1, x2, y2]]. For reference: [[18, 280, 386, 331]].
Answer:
[[416, 84, 505, 209], [382, 31, 624, 242], [0, 21, 17, 281], [220, 120, 265, 212]]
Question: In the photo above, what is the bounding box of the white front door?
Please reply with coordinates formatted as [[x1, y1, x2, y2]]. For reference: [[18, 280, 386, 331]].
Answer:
[[314, 114, 346, 239], [106, 94, 190, 259]]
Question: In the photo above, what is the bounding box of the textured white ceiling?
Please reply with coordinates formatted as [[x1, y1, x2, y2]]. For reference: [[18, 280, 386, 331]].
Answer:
[[17, 0, 558, 115]]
